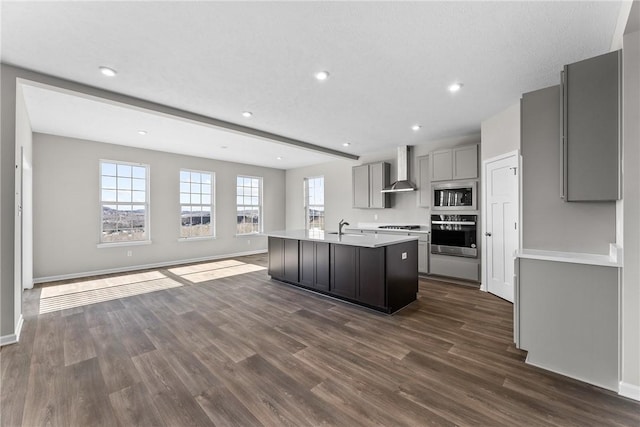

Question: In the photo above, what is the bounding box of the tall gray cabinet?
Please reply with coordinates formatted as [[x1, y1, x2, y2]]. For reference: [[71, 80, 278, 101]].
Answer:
[[562, 50, 621, 201]]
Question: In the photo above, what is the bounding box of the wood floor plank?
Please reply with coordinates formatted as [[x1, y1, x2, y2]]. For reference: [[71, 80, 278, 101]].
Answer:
[[63, 312, 97, 366], [19, 313, 66, 427], [131, 350, 216, 427], [2, 254, 638, 427], [0, 316, 37, 427], [196, 384, 266, 427], [89, 323, 141, 394], [109, 382, 166, 427], [61, 357, 121, 427]]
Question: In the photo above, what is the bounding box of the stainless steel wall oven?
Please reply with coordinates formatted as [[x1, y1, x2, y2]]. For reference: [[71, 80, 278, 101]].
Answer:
[[430, 214, 477, 258]]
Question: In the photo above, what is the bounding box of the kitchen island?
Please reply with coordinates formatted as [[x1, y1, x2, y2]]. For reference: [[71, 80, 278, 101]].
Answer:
[[266, 230, 418, 313]]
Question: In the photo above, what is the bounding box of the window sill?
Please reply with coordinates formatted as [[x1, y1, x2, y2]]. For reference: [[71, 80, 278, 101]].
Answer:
[[235, 232, 264, 238], [178, 236, 216, 242], [97, 240, 152, 249]]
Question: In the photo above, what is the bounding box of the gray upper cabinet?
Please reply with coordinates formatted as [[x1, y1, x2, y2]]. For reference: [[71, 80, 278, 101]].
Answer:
[[416, 155, 430, 208], [453, 145, 478, 180], [562, 50, 621, 201], [352, 162, 390, 208], [430, 149, 453, 181], [430, 145, 478, 182], [352, 164, 370, 208]]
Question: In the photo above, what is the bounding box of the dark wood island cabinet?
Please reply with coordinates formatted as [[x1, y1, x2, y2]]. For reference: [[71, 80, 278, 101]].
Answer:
[[267, 231, 418, 314]]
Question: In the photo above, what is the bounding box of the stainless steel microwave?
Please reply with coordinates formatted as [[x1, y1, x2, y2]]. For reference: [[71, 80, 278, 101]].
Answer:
[[432, 182, 477, 210]]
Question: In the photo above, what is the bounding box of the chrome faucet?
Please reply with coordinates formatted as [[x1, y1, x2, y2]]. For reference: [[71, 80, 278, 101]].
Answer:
[[338, 219, 350, 236]]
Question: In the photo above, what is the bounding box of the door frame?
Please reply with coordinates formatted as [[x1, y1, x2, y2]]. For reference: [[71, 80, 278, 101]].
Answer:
[[480, 149, 522, 293]]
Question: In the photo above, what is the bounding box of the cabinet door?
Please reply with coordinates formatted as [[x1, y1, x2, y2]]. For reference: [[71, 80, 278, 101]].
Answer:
[[431, 150, 453, 181], [314, 242, 330, 291], [352, 165, 370, 208], [369, 162, 389, 208], [283, 239, 299, 283], [564, 50, 621, 201], [417, 155, 430, 207], [358, 247, 385, 308], [330, 244, 357, 299], [299, 240, 314, 287], [267, 237, 284, 278], [453, 145, 478, 179]]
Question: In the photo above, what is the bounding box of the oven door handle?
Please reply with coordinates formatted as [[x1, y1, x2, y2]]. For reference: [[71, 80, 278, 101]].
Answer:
[[431, 221, 476, 225]]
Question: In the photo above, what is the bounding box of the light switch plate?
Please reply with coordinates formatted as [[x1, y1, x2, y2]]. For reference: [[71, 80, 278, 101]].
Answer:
[[402, 252, 407, 260]]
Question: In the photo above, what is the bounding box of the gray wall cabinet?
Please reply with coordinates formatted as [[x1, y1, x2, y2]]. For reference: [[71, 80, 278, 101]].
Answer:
[[352, 162, 390, 208], [416, 155, 431, 208], [562, 50, 621, 201], [521, 86, 616, 253], [430, 145, 478, 182]]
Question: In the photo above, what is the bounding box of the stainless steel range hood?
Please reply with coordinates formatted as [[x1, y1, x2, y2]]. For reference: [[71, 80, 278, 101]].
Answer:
[[382, 146, 416, 193]]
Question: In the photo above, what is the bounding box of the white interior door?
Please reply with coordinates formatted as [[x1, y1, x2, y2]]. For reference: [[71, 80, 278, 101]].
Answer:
[[485, 153, 519, 302]]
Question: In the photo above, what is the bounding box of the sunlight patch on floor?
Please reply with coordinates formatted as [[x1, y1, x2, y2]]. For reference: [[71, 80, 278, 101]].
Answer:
[[168, 259, 246, 276], [39, 276, 182, 314], [40, 270, 167, 298], [177, 262, 266, 284]]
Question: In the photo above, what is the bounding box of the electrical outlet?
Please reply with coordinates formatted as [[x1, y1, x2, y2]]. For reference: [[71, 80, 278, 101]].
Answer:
[[248, 239, 251, 245], [402, 252, 407, 260], [374, 214, 378, 221], [127, 250, 132, 257]]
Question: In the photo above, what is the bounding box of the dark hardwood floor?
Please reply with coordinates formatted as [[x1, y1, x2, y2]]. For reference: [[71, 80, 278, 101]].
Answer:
[[1, 253, 638, 426]]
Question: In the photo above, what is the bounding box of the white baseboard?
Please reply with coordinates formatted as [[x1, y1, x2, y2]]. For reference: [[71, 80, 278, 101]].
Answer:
[[33, 249, 268, 284], [0, 315, 24, 347], [619, 382, 640, 401]]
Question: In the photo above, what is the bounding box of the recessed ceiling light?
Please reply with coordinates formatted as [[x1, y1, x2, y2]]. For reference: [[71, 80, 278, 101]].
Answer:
[[411, 125, 422, 131], [221, 146, 228, 149], [242, 111, 253, 118], [137, 130, 147, 135], [448, 82, 463, 93], [99, 66, 117, 77], [315, 71, 330, 81], [276, 156, 283, 160], [342, 142, 351, 147]]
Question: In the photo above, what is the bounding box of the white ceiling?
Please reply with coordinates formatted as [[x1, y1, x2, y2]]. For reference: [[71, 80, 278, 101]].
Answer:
[[1, 1, 625, 169]]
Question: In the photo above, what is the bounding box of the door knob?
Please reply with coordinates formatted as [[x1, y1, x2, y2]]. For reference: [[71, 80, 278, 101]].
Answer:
[[485, 232, 492, 237]]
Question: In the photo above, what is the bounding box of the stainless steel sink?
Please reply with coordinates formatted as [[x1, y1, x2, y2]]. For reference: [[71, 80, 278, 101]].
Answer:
[[326, 232, 364, 237]]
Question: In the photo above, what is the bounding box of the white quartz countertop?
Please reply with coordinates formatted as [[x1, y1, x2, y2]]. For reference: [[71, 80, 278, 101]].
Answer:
[[266, 229, 419, 248], [515, 244, 622, 268]]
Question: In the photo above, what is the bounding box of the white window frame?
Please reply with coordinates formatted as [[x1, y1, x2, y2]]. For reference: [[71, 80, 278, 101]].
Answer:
[[236, 175, 263, 235], [98, 159, 150, 247], [304, 176, 325, 231], [179, 169, 215, 240]]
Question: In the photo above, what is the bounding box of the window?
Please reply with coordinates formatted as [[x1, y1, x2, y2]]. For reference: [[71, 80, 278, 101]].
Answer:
[[236, 176, 262, 234], [100, 160, 149, 243], [304, 176, 325, 231], [180, 170, 214, 238]]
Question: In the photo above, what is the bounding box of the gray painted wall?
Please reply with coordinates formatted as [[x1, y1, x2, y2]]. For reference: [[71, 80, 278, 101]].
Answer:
[[33, 133, 284, 279], [622, 22, 640, 392], [285, 134, 480, 231], [521, 85, 616, 254], [480, 101, 520, 162]]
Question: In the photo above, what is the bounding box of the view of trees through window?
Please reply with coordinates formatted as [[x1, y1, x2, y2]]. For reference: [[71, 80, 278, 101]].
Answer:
[[100, 161, 148, 243], [180, 170, 214, 238], [236, 176, 262, 234], [305, 176, 325, 231]]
